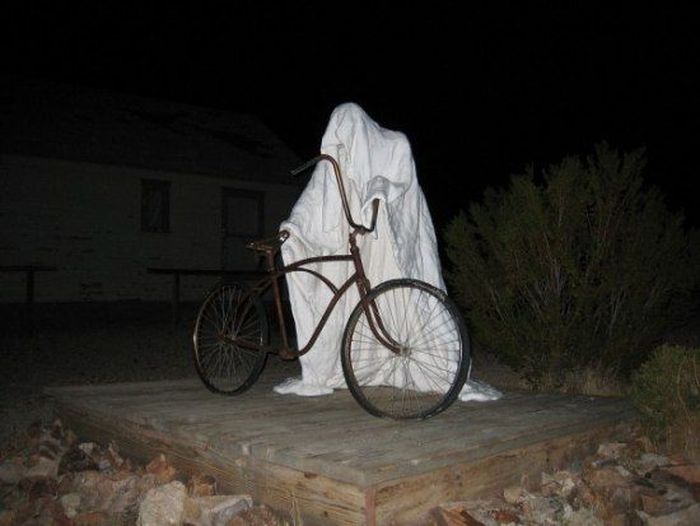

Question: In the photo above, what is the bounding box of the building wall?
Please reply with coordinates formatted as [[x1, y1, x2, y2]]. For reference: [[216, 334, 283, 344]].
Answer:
[[0, 154, 301, 303]]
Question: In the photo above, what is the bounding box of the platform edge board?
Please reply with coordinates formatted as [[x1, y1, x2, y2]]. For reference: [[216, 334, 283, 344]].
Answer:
[[371, 419, 641, 525], [352, 398, 637, 483], [46, 384, 639, 487], [47, 382, 640, 525], [52, 401, 368, 526]]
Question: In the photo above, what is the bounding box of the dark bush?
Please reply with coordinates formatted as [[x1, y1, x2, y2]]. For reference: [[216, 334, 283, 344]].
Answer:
[[629, 344, 700, 458], [444, 143, 697, 386]]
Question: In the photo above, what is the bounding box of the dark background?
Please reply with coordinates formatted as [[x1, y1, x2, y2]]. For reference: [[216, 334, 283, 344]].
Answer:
[[4, 2, 699, 231]]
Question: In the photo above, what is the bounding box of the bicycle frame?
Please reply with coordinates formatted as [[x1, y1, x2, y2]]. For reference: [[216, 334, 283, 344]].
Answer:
[[229, 154, 400, 359], [231, 229, 398, 359]]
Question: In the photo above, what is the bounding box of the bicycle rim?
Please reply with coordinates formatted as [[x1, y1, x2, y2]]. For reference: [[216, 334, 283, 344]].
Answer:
[[193, 284, 268, 395], [342, 279, 469, 419]]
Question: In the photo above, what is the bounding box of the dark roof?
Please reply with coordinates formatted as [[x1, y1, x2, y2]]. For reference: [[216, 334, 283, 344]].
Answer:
[[0, 76, 301, 185]]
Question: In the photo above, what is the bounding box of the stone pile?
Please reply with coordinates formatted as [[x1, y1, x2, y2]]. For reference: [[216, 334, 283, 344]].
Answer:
[[3, 420, 698, 525], [0, 419, 283, 525], [431, 438, 700, 525]]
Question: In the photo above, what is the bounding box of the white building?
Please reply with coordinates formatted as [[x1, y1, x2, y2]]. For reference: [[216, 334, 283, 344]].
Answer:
[[0, 77, 302, 309]]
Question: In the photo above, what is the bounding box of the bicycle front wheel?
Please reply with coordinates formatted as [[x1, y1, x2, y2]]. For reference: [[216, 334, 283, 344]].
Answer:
[[342, 279, 469, 419], [193, 283, 268, 395]]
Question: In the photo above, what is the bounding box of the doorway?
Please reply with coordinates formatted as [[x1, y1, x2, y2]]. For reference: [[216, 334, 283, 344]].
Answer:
[[221, 188, 264, 271]]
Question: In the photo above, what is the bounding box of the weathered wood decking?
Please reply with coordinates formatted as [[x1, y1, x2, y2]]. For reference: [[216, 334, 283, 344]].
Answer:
[[47, 361, 638, 525]]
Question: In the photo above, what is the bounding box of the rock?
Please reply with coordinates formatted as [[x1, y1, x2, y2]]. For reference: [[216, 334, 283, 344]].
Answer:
[[105, 474, 143, 514], [13, 495, 68, 526], [137, 480, 187, 526], [429, 504, 486, 526], [520, 493, 564, 524], [0, 459, 25, 484], [660, 484, 696, 512], [502, 485, 523, 504], [59, 492, 81, 518], [184, 494, 252, 525], [145, 453, 177, 484], [72, 441, 119, 472], [638, 503, 700, 526], [59, 444, 100, 474], [106, 442, 125, 469], [606, 485, 642, 520], [541, 470, 577, 499], [640, 492, 675, 516], [73, 511, 110, 526], [0, 510, 15, 526], [187, 472, 218, 497], [561, 504, 604, 526], [78, 442, 96, 454], [616, 465, 633, 478], [605, 512, 638, 526], [20, 419, 76, 480], [25, 454, 60, 479], [20, 475, 58, 501], [632, 435, 655, 455], [492, 508, 520, 523], [573, 481, 598, 509], [660, 464, 700, 486], [579, 465, 648, 522], [62, 470, 108, 511], [635, 453, 671, 474], [227, 505, 284, 526], [59, 469, 158, 514], [585, 466, 630, 489], [598, 442, 629, 460], [431, 500, 510, 526], [135, 473, 160, 494]]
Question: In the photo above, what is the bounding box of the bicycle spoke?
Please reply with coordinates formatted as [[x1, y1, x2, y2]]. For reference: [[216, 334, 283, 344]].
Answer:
[[193, 284, 267, 394], [344, 280, 468, 419]]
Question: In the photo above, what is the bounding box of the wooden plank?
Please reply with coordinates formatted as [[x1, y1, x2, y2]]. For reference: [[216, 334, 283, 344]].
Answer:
[[372, 419, 640, 525], [48, 379, 640, 525], [48, 381, 636, 487], [54, 401, 367, 525], [352, 397, 635, 479]]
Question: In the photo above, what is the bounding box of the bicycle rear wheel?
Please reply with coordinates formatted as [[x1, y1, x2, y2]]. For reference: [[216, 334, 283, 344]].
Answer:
[[193, 283, 268, 395], [342, 279, 469, 419]]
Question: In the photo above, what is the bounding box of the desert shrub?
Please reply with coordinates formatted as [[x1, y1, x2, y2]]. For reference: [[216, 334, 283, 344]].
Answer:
[[444, 143, 696, 386], [629, 345, 700, 457]]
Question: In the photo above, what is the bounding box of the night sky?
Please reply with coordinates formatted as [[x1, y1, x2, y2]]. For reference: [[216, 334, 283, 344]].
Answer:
[[5, 3, 699, 230]]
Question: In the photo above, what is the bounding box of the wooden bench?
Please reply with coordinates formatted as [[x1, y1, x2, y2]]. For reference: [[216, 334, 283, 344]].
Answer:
[[147, 268, 266, 324]]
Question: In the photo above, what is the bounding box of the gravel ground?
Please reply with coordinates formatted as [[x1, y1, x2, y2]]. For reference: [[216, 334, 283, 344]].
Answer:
[[1, 320, 201, 450]]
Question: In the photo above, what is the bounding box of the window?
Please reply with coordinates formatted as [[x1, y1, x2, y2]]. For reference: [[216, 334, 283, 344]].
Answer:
[[141, 179, 170, 233]]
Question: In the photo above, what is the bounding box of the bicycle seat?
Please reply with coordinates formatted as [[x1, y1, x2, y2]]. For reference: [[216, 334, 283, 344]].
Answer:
[[247, 230, 290, 253]]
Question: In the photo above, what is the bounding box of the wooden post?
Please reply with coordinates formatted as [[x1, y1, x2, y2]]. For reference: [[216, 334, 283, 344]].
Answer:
[[26, 269, 35, 335], [0, 266, 56, 334], [172, 272, 180, 325]]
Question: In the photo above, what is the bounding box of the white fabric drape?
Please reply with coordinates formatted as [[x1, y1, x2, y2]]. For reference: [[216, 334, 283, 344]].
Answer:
[[274, 103, 501, 402]]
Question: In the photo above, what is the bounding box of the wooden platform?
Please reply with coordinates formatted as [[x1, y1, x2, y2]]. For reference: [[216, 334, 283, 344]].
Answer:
[[47, 362, 638, 525]]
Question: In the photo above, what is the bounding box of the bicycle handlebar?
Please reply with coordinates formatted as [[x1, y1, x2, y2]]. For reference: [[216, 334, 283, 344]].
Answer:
[[291, 153, 379, 234]]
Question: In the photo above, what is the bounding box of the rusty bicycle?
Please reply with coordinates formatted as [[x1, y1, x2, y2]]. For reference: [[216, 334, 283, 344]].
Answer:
[[192, 154, 470, 419]]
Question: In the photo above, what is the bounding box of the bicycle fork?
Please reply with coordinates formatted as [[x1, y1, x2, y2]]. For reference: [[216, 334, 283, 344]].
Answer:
[[349, 232, 402, 356]]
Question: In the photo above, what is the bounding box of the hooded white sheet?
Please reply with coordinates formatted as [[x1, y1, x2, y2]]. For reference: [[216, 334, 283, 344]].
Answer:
[[274, 103, 501, 402]]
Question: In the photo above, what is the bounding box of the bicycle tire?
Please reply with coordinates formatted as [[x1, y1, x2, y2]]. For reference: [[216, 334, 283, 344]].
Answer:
[[193, 283, 268, 395], [341, 279, 470, 419]]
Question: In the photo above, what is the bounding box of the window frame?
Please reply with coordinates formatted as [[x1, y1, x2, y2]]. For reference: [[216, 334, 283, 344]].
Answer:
[[140, 178, 171, 233]]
